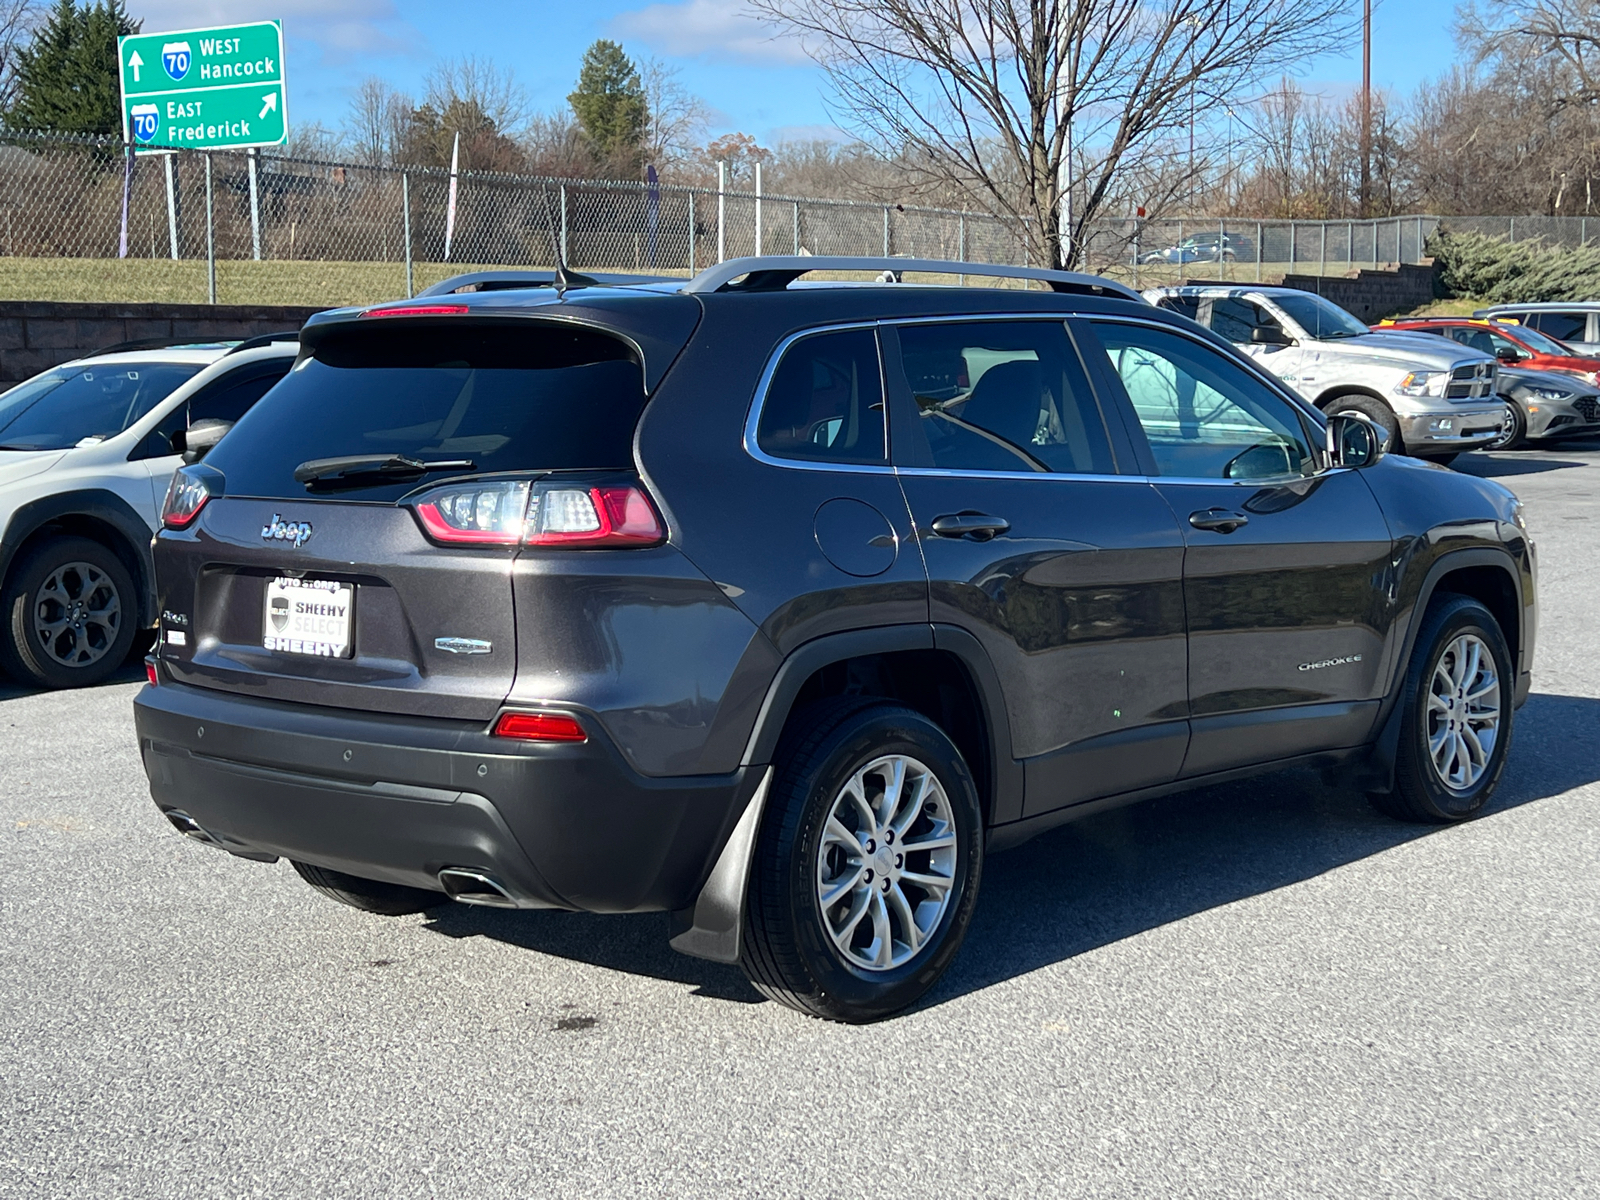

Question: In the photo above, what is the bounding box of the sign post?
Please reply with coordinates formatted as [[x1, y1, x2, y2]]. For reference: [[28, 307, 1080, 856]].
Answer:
[[118, 21, 287, 153]]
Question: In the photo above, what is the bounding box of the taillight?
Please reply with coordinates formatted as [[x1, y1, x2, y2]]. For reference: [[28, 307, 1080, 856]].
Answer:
[[412, 480, 531, 545], [144, 657, 159, 686], [161, 465, 219, 529], [525, 485, 664, 547], [407, 477, 665, 549], [493, 712, 588, 742]]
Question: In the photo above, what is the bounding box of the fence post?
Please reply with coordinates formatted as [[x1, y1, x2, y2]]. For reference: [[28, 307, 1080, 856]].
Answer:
[[163, 153, 179, 260], [1584, 216, 1589, 246], [793, 200, 800, 255], [204, 152, 216, 305], [1256, 220, 1262, 282], [559, 184, 568, 263], [754, 161, 763, 256], [1320, 223, 1326, 276], [717, 162, 726, 263], [959, 211, 967, 285], [1288, 220, 1295, 274], [247, 149, 261, 261], [1416, 216, 1424, 262], [689, 191, 696, 272], [1219, 217, 1226, 280], [402, 170, 413, 297], [883, 206, 890, 256]]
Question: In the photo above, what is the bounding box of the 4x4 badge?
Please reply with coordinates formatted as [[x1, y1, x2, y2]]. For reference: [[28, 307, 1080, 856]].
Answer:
[[262, 514, 314, 548]]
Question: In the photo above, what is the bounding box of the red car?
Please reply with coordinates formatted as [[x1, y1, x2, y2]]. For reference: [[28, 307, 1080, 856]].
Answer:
[[1375, 317, 1600, 385]]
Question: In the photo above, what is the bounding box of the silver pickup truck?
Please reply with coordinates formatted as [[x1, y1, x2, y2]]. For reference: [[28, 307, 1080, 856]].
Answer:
[[1147, 286, 1507, 462]]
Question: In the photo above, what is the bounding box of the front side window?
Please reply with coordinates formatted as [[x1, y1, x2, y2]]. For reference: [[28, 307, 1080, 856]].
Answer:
[[756, 328, 885, 465], [1095, 322, 1315, 481], [894, 321, 1115, 474], [1531, 311, 1589, 343], [1270, 292, 1370, 340], [1209, 298, 1285, 345]]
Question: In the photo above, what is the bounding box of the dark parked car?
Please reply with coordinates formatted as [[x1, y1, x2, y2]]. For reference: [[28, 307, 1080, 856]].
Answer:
[[135, 257, 1537, 1022], [1139, 231, 1256, 266]]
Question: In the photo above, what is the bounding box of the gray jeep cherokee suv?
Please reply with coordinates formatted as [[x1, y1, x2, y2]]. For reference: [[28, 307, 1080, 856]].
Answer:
[[135, 257, 1537, 1022]]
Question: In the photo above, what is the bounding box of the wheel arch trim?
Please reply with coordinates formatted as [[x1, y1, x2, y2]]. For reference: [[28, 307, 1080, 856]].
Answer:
[[0, 490, 157, 626]]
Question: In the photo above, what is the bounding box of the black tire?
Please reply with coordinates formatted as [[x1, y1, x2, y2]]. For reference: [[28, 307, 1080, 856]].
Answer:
[[1369, 596, 1514, 823], [740, 699, 984, 1023], [1326, 394, 1404, 456], [0, 536, 138, 689], [1486, 400, 1527, 451], [290, 860, 446, 916]]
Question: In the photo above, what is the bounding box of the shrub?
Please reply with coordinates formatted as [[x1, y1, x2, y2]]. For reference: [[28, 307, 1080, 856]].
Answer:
[[1430, 227, 1600, 303]]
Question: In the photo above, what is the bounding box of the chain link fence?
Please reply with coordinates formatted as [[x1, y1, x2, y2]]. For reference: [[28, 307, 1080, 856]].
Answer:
[[0, 128, 1563, 308]]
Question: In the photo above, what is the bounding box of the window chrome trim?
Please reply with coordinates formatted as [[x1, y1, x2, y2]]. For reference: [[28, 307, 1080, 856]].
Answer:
[[745, 312, 1142, 478], [892, 466, 1138, 484], [741, 319, 897, 475]]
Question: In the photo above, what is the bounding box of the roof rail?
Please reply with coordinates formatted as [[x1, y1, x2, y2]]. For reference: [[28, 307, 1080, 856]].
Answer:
[[226, 330, 303, 354], [416, 269, 680, 296], [680, 255, 1146, 302]]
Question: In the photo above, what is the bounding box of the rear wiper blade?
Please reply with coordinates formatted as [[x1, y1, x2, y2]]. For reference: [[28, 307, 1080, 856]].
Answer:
[[293, 454, 476, 486]]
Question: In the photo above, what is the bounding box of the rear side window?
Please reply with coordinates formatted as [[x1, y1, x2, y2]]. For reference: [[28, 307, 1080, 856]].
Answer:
[[1156, 296, 1201, 322], [755, 328, 886, 464], [208, 323, 646, 500], [1531, 311, 1588, 343], [190, 361, 291, 424], [894, 321, 1115, 474]]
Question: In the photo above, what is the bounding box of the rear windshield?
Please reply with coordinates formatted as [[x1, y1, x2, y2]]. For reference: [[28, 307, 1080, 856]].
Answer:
[[0, 361, 203, 451], [207, 322, 647, 500]]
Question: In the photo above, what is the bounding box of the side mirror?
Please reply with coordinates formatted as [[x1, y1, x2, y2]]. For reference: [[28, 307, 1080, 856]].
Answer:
[[1495, 348, 1522, 363], [1250, 325, 1294, 347], [180, 418, 233, 465], [1326, 413, 1386, 469]]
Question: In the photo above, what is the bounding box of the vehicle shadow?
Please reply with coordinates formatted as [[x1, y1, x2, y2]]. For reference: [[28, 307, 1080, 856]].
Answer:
[[0, 658, 147, 703], [420, 692, 1600, 1012], [1455, 454, 1592, 477]]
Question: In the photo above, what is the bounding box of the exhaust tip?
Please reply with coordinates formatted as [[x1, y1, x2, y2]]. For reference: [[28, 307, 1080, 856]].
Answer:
[[438, 867, 519, 908], [164, 809, 221, 847]]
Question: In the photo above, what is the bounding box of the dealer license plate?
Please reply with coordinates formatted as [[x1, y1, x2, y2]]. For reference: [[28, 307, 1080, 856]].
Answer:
[[262, 577, 353, 658]]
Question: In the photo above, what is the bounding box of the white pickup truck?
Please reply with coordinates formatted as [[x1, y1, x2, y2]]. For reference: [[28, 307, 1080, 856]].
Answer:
[[1146, 285, 1507, 462]]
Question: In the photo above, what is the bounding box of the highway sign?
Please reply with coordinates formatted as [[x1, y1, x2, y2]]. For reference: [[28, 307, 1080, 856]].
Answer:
[[118, 20, 287, 152]]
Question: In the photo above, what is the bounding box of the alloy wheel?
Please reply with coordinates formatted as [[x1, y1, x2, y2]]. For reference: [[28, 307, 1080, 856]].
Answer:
[[814, 753, 958, 972], [32, 561, 122, 669], [1426, 632, 1501, 792]]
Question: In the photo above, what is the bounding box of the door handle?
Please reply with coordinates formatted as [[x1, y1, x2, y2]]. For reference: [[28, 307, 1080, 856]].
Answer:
[[1188, 508, 1250, 534], [930, 513, 1011, 541]]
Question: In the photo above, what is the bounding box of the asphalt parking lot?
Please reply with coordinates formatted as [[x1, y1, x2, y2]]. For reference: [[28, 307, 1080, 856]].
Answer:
[[2, 440, 1597, 1199]]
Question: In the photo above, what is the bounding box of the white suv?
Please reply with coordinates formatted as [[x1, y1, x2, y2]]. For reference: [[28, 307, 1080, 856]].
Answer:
[[1148, 286, 1507, 462], [0, 337, 297, 688]]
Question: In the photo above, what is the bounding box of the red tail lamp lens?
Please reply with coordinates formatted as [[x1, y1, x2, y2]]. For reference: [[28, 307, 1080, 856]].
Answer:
[[145, 659, 159, 687], [412, 480, 531, 545], [493, 712, 588, 743], [360, 304, 470, 318], [161, 467, 214, 529], [525, 485, 664, 547]]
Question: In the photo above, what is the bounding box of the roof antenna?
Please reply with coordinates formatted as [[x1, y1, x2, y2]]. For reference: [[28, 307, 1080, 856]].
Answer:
[[540, 188, 598, 298]]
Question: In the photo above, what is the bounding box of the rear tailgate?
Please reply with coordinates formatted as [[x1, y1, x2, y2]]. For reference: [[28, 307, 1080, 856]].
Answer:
[[153, 308, 696, 722]]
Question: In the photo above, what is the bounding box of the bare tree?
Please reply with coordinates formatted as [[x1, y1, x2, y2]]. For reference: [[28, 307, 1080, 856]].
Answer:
[[423, 56, 532, 139], [344, 77, 410, 167], [750, 0, 1360, 268], [640, 57, 709, 169], [0, 0, 40, 112]]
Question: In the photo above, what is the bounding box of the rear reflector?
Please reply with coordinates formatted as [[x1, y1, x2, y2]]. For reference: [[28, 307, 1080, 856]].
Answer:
[[360, 304, 471, 318], [492, 712, 588, 742], [145, 658, 159, 686]]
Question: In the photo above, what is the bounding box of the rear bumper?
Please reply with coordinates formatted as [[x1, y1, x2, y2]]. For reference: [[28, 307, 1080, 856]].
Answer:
[[134, 680, 756, 913]]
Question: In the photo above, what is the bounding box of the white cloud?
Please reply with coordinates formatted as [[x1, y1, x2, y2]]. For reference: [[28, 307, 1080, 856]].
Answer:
[[134, 0, 420, 60], [613, 0, 809, 64]]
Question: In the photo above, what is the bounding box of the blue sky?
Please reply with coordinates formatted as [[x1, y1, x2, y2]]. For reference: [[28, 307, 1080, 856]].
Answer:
[[130, 0, 1466, 146]]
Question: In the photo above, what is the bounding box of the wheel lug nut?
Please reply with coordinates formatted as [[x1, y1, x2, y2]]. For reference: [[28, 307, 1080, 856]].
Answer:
[[865, 839, 875, 853], [881, 879, 891, 892], [863, 870, 873, 883], [895, 854, 903, 869], [885, 829, 894, 844]]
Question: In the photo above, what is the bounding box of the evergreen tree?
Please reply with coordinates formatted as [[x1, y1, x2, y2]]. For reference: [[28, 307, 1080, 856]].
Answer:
[[7, 0, 137, 135], [567, 40, 647, 167]]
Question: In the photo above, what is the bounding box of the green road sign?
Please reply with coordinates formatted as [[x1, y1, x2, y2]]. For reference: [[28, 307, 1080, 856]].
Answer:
[[118, 20, 287, 152]]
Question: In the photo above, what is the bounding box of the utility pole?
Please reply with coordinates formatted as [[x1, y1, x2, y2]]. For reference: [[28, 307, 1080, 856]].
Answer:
[[1360, 0, 1372, 218]]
